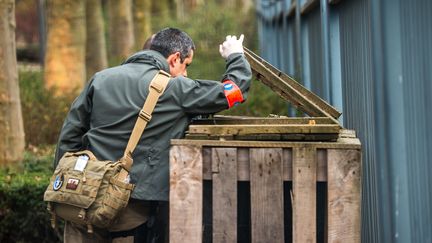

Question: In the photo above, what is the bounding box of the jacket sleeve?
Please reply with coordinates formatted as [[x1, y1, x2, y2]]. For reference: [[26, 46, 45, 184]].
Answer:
[[174, 53, 252, 115], [54, 80, 94, 166]]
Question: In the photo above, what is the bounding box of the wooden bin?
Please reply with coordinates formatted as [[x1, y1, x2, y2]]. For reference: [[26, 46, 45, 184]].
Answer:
[[169, 131, 361, 243], [169, 49, 361, 242]]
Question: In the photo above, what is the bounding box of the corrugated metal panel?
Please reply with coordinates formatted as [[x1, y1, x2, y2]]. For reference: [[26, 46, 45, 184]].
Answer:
[[400, 0, 432, 241], [305, 8, 325, 99], [286, 20, 296, 76], [337, 1, 382, 242], [256, 0, 432, 242], [300, 15, 311, 89], [328, 5, 343, 123]]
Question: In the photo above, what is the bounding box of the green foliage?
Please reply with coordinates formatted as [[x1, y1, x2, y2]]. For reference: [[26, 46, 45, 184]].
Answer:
[[19, 68, 76, 146], [0, 147, 62, 243], [154, 1, 289, 116]]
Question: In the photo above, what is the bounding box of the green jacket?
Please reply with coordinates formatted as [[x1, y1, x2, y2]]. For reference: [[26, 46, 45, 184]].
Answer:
[[54, 50, 252, 201]]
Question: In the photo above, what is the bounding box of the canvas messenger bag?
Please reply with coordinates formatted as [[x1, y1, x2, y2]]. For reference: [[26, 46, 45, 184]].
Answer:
[[43, 70, 171, 233]]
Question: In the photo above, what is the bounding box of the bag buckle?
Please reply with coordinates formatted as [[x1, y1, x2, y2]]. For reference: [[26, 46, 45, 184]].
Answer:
[[139, 110, 152, 122], [150, 82, 164, 93], [150, 70, 171, 93]]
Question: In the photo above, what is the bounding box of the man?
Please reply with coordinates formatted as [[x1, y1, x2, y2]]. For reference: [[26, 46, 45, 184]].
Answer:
[[55, 27, 251, 242]]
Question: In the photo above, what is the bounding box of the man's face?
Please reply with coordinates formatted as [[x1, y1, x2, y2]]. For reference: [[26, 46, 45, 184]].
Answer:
[[168, 50, 194, 77]]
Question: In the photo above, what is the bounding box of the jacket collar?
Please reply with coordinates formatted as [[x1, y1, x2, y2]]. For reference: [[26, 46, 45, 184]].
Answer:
[[122, 50, 170, 73]]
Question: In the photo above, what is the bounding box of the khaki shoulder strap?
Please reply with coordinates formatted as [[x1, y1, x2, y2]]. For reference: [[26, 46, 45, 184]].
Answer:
[[121, 70, 171, 171]]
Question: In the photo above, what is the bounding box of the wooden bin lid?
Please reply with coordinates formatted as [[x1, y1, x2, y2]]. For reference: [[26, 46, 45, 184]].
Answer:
[[244, 48, 341, 124]]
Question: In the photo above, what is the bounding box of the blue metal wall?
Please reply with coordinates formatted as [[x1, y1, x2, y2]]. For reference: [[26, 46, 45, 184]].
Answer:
[[256, 0, 432, 242]]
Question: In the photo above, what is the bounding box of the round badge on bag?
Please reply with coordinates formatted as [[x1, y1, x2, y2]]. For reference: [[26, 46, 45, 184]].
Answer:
[[53, 175, 64, 191]]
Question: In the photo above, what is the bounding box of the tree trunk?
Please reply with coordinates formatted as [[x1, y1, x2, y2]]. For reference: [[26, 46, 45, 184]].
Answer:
[[0, 0, 25, 165], [175, 0, 202, 22], [152, 0, 170, 29], [238, 0, 253, 14], [221, 0, 253, 14], [107, 0, 134, 64], [133, 0, 152, 50], [86, 0, 108, 80], [44, 0, 86, 92]]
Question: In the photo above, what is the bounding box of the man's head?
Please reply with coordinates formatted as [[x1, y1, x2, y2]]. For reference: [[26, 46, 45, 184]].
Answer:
[[150, 28, 195, 77]]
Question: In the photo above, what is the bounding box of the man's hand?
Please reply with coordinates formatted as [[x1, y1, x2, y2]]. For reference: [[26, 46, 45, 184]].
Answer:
[[219, 34, 244, 59]]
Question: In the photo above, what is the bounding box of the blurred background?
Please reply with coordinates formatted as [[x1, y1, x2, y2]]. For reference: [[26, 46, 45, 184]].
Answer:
[[1, 0, 431, 242]]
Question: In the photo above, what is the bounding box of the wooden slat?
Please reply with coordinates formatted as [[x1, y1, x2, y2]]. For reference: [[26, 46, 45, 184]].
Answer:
[[250, 148, 284, 243], [192, 116, 335, 125], [339, 129, 356, 138], [169, 145, 203, 243], [244, 48, 341, 120], [283, 148, 293, 181], [171, 139, 362, 150], [188, 124, 341, 135], [327, 149, 361, 243], [212, 148, 238, 243], [186, 133, 339, 142], [317, 149, 327, 181], [209, 147, 327, 182], [293, 146, 317, 243], [203, 147, 212, 180], [237, 148, 250, 181]]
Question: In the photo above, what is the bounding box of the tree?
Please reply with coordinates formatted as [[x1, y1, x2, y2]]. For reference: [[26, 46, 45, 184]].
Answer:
[[175, 0, 203, 22], [133, 0, 152, 50], [0, 0, 25, 165], [151, 0, 172, 29], [220, 0, 253, 13], [44, 0, 86, 92], [107, 0, 134, 64], [86, 0, 108, 80]]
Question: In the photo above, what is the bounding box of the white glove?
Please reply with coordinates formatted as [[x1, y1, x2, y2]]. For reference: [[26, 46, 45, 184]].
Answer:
[[219, 34, 245, 59]]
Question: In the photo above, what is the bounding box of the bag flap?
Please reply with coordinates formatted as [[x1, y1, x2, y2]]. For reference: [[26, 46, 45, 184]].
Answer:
[[44, 150, 118, 209]]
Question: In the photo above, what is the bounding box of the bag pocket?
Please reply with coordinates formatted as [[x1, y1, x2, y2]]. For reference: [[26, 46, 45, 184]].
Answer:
[[90, 174, 134, 227]]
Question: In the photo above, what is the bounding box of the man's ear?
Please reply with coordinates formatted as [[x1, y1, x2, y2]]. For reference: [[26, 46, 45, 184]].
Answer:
[[167, 52, 181, 67]]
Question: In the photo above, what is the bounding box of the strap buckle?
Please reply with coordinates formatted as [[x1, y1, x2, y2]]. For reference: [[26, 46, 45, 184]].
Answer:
[[139, 110, 152, 122], [159, 69, 171, 77], [150, 82, 164, 93], [150, 70, 171, 93]]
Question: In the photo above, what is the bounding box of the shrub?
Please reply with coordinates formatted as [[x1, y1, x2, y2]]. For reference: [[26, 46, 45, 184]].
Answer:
[[19, 68, 76, 146], [0, 146, 62, 243]]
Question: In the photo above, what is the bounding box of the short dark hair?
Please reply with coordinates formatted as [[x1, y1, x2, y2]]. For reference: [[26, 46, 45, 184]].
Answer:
[[150, 27, 195, 63]]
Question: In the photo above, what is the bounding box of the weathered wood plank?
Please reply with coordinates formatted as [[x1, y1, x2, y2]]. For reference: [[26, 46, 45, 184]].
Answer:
[[283, 148, 293, 181], [191, 116, 335, 125], [203, 147, 212, 180], [169, 145, 203, 243], [208, 147, 327, 183], [339, 129, 356, 138], [237, 148, 250, 181], [293, 146, 317, 243], [188, 124, 341, 135], [212, 148, 238, 243], [250, 148, 284, 243], [327, 149, 361, 243], [171, 139, 362, 150], [244, 48, 341, 120], [186, 133, 339, 142], [317, 149, 327, 182]]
